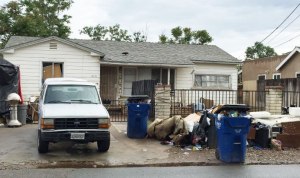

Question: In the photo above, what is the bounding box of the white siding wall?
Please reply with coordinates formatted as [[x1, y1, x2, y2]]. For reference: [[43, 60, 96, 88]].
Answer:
[[176, 63, 238, 90], [3, 41, 100, 100], [175, 63, 238, 106]]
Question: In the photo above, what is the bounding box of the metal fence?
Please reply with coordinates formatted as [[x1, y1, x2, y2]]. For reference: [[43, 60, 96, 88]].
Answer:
[[103, 100, 128, 122], [282, 91, 300, 108], [170, 89, 300, 117]]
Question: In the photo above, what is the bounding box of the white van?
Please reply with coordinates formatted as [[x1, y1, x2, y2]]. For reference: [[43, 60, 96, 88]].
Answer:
[[37, 78, 110, 153]]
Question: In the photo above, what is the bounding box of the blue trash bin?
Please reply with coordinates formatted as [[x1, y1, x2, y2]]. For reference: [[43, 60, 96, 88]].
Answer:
[[127, 95, 150, 138], [213, 104, 251, 163]]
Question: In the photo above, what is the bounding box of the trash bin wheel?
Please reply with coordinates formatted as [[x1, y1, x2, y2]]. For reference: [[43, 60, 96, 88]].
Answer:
[[215, 149, 220, 160], [97, 135, 110, 152], [37, 132, 49, 153]]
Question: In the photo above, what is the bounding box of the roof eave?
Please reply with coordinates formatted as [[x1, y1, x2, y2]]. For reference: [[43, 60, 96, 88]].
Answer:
[[192, 60, 241, 65], [0, 36, 105, 57], [276, 47, 300, 71], [100, 61, 194, 67]]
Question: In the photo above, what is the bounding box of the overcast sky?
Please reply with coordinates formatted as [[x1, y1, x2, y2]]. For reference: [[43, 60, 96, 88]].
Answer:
[[2, 0, 300, 59]]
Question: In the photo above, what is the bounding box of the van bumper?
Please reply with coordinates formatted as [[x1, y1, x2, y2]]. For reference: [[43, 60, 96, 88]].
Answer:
[[39, 130, 110, 142]]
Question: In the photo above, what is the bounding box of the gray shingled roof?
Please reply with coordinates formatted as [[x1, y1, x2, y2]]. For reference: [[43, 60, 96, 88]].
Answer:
[[3, 36, 240, 65]]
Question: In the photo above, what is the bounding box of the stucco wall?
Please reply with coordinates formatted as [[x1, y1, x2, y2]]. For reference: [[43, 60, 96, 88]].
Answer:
[[242, 55, 286, 81], [279, 54, 300, 78], [243, 80, 257, 91]]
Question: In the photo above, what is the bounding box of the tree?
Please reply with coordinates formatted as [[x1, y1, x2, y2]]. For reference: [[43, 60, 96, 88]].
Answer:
[[171, 26, 182, 43], [245, 42, 277, 60], [159, 34, 168, 44], [158, 26, 213, 45], [132, 31, 146, 42], [108, 24, 131, 42], [81, 24, 147, 42], [80, 25, 107, 41], [193, 30, 213, 45], [0, 0, 73, 48]]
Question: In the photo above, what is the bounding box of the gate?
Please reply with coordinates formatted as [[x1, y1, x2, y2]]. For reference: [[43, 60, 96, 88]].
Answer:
[[103, 100, 127, 122]]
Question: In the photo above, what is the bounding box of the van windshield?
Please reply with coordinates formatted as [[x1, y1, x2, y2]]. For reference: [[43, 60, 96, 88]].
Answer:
[[44, 85, 101, 104]]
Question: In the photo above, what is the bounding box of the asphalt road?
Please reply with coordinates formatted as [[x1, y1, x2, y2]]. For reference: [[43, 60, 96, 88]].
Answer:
[[1, 165, 300, 178]]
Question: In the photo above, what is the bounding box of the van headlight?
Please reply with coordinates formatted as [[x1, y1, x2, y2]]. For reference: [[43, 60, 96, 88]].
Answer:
[[41, 118, 54, 129], [98, 118, 110, 129]]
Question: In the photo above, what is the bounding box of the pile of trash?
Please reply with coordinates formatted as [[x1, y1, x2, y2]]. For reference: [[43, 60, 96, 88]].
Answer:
[[248, 110, 300, 150], [147, 110, 215, 149]]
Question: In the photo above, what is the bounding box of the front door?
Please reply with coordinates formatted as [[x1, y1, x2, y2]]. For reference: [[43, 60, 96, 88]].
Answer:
[[100, 66, 118, 100]]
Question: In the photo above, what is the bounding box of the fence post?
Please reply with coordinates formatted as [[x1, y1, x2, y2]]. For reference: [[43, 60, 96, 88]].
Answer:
[[265, 86, 283, 114], [155, 85, 171, 119]]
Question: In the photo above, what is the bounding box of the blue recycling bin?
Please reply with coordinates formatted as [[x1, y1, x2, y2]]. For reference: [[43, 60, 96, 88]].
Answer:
[[213, 104, 251, 163], [127, 95, 150, 138]]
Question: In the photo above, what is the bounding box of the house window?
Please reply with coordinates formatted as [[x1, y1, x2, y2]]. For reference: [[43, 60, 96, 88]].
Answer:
[[258, 74, 266, 80], [194, 75, 230, 89], [273, 73, 281, 80], [123, 68, 137, 96], [42, 62, 63, 83], [296, 72, 300, 78]]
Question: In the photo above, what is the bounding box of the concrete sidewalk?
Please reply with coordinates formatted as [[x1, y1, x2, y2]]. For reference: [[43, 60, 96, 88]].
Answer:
[[0, 123, 299, 169]]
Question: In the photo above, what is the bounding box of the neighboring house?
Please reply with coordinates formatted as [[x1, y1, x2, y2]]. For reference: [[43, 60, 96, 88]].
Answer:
[[0, 36, 240, 101], [276, 47, 300, 78], [242, 54, 289, 90]]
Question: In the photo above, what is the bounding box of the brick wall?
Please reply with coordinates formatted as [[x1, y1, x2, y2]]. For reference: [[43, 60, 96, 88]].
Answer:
[[155, 85, 171, 119], [265, 86, 282, 114]]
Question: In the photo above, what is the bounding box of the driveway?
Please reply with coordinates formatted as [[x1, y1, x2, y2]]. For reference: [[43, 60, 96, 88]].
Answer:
[[0, 123, 299, 169]]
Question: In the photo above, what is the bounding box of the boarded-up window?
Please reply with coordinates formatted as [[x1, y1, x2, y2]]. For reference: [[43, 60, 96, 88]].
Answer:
[[42, 62, 63, 83]]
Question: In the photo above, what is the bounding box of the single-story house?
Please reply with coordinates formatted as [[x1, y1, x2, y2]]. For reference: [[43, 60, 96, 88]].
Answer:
[[0, 36, 240, 102]]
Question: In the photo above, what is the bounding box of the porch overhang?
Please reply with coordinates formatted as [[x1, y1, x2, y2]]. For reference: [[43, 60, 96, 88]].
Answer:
[[99, 61, 194, 68]]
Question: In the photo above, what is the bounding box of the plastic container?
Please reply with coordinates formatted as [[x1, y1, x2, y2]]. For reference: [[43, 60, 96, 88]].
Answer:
[[127, 95, 150, 138], [215, 116, 251, 163], [212, 104, 251, 163], [17, 104, 27, 125]]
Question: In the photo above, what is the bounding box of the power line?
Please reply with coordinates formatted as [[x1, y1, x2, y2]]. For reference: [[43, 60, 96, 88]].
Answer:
[[267, 13, 300, 44], [260, 2, 300, 43], [273, 33, 300, 48]]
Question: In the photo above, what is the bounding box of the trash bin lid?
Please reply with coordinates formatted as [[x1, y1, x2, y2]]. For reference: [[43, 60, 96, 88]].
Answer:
[[127, 95, 149, 100], [127, 95, 150, 103], [212, 104, 250, 114]]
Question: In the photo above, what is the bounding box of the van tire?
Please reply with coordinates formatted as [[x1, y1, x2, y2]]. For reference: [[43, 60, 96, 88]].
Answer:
[[38, 132, 49, 153], [97, 136, 110, 152]]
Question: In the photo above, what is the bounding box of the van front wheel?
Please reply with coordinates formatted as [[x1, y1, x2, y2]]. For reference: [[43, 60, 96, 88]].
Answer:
[[38, 132, 49, 153], [97, 137, 110, 152]]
